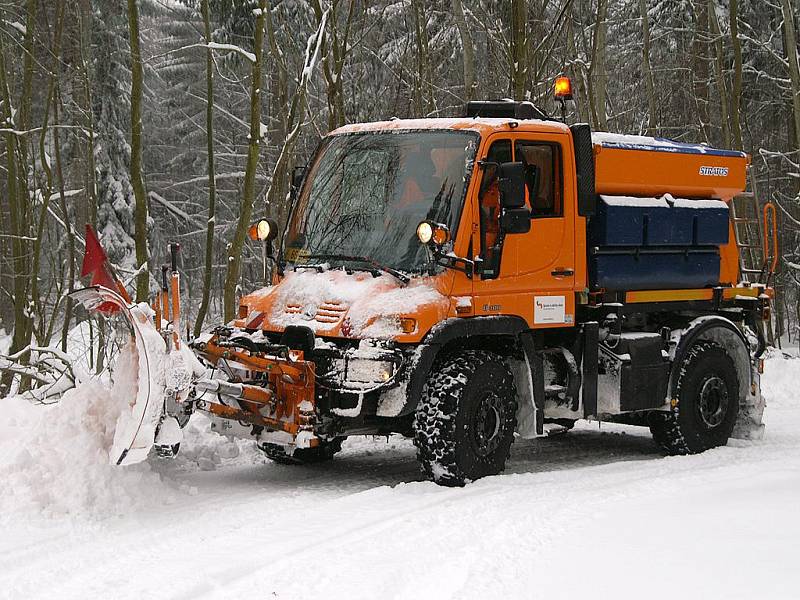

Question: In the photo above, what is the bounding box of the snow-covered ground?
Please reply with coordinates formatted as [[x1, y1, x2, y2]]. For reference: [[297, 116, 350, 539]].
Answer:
[[1, 351, 798, 600]]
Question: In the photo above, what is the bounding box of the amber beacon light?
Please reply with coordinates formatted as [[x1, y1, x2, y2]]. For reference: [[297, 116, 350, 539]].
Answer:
[[554, 76, 573, 100]]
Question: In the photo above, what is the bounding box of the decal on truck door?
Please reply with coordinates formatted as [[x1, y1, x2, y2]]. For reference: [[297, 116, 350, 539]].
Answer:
[[534, 295, 566, 324]]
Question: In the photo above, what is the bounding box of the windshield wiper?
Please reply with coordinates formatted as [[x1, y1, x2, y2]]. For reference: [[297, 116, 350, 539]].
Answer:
[[297, 253, 410, 285]]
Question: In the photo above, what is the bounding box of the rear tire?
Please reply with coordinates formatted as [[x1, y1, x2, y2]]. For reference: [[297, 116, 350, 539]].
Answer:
[[413, 350, 517, 486], [259, 437, 344, 465], [649, 341, 739, 455]]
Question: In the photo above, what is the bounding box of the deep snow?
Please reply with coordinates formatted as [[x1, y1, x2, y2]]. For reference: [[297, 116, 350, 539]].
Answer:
[[0, 351, 798, 599]]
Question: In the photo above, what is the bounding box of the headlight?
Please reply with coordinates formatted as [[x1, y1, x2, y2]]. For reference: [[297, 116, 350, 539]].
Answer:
[[248, 218, 278, 242], [346, 358, 394, 384], [416, 221, 433, 244], [257, 219, 271, 240], [416, 220, 449, 246]]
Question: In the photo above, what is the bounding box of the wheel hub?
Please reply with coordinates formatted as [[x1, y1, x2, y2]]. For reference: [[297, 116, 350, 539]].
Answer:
[[473, 392, 504, 457], [698, 375, 729, 428]]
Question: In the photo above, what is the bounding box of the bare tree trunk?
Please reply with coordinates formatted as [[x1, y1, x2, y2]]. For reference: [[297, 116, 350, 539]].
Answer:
[[0, 0, 36, 393], [17, 0, 36, 197], [194, 0, 217, 337], [708, 0, 731, 147], [55, 85, 76, 352], [31, 1, 66, 344], [510, 0, 527, 100], [265, 4, 289, 218], [691, 0, 711, 143], [411, 0, 433, 115], [128, 0, 150, 303], [589, 0, 608, 130], [223, 0, 268, 322], [78, 0, 98, 228], [452, 0, 475, 101], [639, 0, 658, 135], [782, 0, 800, 155], [313, 0, 356, 129], [730, 0, 744, 150], [567, 4, 590, 123], [0, 38, 25, 394], [265, 8, 329, 224]]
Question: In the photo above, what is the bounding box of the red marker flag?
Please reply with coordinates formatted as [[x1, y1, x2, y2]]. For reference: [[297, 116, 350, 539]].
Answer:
[[80, 224, 132, 311]]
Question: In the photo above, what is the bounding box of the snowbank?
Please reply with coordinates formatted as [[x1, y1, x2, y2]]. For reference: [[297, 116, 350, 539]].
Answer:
[[0, 381, 178, 519], [761, 348, 800, 409], [167, 413, 262, 472], [1, 348, 796, 525]]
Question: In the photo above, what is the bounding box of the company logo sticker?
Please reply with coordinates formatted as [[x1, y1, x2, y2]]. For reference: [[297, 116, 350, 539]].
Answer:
[[699, 166, 728, 177], [534, 296, 566, 324]]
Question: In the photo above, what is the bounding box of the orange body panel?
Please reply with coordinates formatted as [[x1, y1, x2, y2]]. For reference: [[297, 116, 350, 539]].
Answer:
[[466, 128, 581, 329], [593, 145, 749, 200], [591, 133, 749, 288]]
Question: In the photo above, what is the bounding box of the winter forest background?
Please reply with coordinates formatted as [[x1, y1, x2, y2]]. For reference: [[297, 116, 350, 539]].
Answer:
[[1, 0, 800, 394]]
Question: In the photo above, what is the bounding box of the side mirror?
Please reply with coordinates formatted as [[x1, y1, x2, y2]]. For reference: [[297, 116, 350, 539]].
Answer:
[[501, 208, 531, 234], [292, 166, 306, 193], [499, 162, 526, 209]]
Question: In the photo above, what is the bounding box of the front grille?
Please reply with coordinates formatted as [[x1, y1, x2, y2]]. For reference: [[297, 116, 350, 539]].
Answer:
[[315, 302, 346, 323], [283, 301, 347, 323]]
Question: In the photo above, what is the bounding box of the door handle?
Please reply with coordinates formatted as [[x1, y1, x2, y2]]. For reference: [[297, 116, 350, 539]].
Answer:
[[551, 268, 574, 277]]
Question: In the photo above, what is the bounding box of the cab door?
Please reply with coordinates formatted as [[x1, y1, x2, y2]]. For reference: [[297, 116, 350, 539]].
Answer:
[[471, 131, 577, 328]]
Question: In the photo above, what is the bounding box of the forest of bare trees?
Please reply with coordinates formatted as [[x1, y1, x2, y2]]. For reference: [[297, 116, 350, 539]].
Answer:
[[1, 0, 800, 395]]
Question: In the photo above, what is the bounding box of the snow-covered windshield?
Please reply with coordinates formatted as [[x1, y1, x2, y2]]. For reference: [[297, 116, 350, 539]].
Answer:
[[283, 130, 479, 273]]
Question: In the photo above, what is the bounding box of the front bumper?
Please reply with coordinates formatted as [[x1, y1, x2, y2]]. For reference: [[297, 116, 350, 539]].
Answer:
[[192, 333, 320, 446]]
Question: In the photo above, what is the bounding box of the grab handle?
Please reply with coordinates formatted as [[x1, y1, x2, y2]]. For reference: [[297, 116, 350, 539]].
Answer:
[[762, 202, 778, 278]]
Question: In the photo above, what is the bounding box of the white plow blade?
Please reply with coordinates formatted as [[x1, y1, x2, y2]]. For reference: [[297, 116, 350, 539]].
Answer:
[[70, 286, 167, 466]]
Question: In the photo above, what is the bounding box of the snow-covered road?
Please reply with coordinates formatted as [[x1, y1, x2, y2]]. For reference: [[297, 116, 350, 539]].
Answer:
[[1, 353, 798, 600]]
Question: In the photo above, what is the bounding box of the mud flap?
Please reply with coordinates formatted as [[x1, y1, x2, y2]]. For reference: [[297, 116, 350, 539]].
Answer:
[[732, 368, 766, 441], [70, 286, 168, 465]]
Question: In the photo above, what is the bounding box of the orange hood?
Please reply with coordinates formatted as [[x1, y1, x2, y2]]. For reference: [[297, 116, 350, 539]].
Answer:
[[235, 269, 452, 342]]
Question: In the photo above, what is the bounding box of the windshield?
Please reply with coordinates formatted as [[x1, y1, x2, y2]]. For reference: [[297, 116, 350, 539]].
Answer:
[[283, 130, 479, 273]]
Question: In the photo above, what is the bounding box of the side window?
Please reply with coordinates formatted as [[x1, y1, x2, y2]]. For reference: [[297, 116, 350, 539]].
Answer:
[[514, 142, 562, 217], [478, 140, 512, 277]]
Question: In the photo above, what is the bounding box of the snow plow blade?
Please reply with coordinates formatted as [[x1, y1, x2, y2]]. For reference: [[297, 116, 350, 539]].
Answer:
[[70, 286, 167, 466]]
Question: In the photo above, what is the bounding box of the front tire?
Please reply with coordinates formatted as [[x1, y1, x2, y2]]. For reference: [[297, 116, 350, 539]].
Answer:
[[414, 350, 517, 486], [649, 341, 739, 455]]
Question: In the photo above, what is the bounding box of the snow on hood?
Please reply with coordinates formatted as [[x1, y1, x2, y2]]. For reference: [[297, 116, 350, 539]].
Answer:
[[248, 269, 447, 339]]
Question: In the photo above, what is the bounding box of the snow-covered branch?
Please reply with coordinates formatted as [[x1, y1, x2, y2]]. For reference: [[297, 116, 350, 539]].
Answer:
[[206, 42, 256, 64]]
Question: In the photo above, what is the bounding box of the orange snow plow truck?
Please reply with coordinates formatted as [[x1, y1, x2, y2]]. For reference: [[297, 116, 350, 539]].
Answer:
[[74, 91, 777, 486]]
